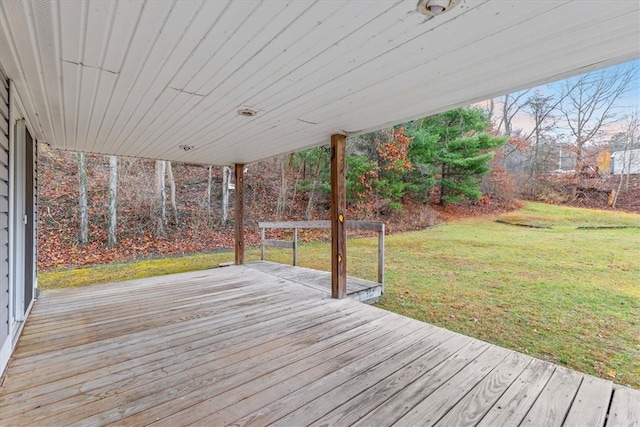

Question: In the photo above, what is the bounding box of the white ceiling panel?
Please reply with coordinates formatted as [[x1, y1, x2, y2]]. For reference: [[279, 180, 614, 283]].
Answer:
[[0, 0, 638, 166]]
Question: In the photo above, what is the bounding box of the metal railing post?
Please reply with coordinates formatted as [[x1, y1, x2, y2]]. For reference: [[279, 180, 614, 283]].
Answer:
[[293, 227, 298, 266], [378, 223, 385, 291]]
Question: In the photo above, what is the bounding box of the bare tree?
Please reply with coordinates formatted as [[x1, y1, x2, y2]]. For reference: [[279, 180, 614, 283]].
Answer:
[[486, 97, 495, 125], [289, 160, 300, 217], [497, 90, 531, 136], [221, 166, 231, 225], [276, 155, 293, 220], [76, 152, 89, 245], [155, 160, 166, 235], [613, 109, 640, 207], [206, 166, 213, 225], [623, 110, 639, 190], [305, 149, 324, 220], [108, 156, 118, 246], [523, 92, 559, 177], [166, 161, 178, 225], [492, 91, 534, 174], [558, 64, 638, 197]]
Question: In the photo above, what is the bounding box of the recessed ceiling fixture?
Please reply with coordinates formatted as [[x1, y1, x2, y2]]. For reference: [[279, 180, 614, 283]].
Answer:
[[237, 108, 257, 117], [179, 145, 194, 152], [417, 0, 459, 16]]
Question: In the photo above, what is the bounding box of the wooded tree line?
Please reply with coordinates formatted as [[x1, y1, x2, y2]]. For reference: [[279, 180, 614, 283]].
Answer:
[[73, 155, 237, 246], [491, 62, 639, 199], [67, 105, 505, 247], [272, 107, 506, 219], [40, 149, 255, 269], [43, 62, 638, 258]]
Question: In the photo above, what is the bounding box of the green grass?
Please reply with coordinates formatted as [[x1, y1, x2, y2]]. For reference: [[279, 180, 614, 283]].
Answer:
[[38, 252, 237, 289], [39, 202, 640, 387], [498, 202, 640, 229]]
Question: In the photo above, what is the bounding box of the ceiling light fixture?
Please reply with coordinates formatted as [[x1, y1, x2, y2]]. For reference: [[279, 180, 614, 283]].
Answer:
[[417, 0, 459, 17], [237, 108, 257, 117], [179, 145, 194, 152]]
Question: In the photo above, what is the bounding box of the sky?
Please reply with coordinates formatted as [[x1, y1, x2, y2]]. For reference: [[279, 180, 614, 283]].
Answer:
[[478, 58, 640, 143]]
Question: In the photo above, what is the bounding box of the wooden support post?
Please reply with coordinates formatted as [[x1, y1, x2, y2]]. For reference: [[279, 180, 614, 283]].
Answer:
[[234, 163, 245, 265], [331, 134, 347, 299], [260, 227, 265, 260]]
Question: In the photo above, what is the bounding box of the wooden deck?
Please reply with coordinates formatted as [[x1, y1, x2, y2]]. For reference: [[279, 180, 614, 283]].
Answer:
[[246, 261, 383, 303], [0, 265, 638, 426]]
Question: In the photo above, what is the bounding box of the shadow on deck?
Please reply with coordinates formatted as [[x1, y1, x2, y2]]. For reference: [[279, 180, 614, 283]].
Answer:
[[0, 265, 638, 426]]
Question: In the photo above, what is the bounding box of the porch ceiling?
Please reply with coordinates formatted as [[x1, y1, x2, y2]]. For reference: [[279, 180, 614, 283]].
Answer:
[[0, 0, 638, 166]]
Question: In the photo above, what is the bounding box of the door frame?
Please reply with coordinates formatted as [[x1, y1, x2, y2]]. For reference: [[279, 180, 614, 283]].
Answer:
[[7, 81, 35, 340]]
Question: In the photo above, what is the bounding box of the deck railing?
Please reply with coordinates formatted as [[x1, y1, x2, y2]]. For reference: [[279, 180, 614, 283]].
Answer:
[[258, 220, 385, 286]]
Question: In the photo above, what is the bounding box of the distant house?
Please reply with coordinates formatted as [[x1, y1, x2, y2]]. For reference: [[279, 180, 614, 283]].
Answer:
[[611, 149, 640, 175]]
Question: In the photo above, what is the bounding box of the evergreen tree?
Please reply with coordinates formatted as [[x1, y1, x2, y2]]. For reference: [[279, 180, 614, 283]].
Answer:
[[408, 107, 506, 205]]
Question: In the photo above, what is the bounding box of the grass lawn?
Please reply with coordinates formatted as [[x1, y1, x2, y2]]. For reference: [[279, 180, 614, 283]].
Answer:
[[39, 202, 640, 388]]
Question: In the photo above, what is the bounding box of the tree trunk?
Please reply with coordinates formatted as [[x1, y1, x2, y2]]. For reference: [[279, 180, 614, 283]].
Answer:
[[613, 141, 629, 208], [572, 138, 583, 199], [276, 156, 289, 220], [222, 166, 230, 225], [155, 160, 166, 235], [289, 170, 299, 216], [502, 94, 511, 136], [206, 166, 213, 226], [529, 126, 540, 178], [108, 156, 118, 246], [488, 97, 495, 123], [439, 163, 446, 205], [305, 150, 324, 220], [306, 178, 318, 221], [625, 150, 634, 190], [166, 161, 178, 225], [77, 152, 89, 245]]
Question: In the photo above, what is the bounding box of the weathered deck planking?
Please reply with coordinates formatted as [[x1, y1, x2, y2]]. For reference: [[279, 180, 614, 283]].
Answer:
[[393, 346, 513, 426], [563, 376, 613, 427], [607, 387, 640, 427], [229, 327, 458, 426], [1, 264, 638, 426], [434, 351, 531, 426], [246, 260, 382, 303], [476, 358, 557, 426], [520, 367, 584, 427], [0, 300, 368, 417]]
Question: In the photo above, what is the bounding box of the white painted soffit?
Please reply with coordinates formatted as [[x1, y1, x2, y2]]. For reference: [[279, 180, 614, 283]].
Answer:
[[0, 0, 638, 166]]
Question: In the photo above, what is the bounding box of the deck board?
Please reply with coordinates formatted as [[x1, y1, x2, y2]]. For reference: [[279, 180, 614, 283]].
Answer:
[[476, 358, 557, 426], [148, 317, 422, 426], [393, 345, 512, 426], [351, 339, 491, 426], [1, 265, 638, 426], [306, 332, 473, 426], [434, 351, 531, 426], [520, 366, 584, 427], [229, 327, 454, 426], [0, 300, 365, 416], [8, 295, 322, 372], [563, 375, 612, 427], [607, 387, 640, 427], [51, 314, 407, 426]]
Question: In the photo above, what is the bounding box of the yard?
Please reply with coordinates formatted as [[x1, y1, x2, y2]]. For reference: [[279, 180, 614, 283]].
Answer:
[[40, 202, 640, 388]]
